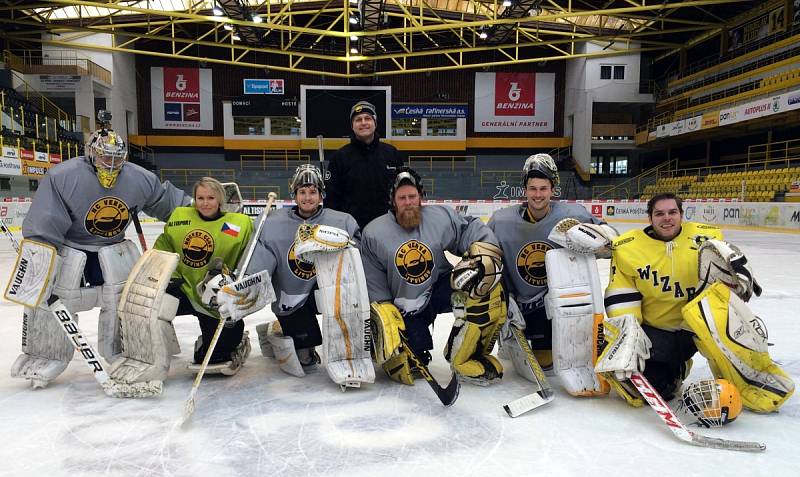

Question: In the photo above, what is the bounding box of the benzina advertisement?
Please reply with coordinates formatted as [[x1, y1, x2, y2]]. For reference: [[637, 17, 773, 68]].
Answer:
[[150, 67, 214, 130], [474, 72, 555, 132]]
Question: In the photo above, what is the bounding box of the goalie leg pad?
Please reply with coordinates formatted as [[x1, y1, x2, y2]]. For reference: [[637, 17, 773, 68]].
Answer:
[[382, 350, 415, 385], [545, 248, 609, 396], [265, 321, 306, 377], [11, 306, 74, 388], [98, 241, 141, 360], [444, 286, 506, 385], [683, 282, 794, 412], [312, 247, 374, 386], [109, 249, 180, 386], [369, 302, 405, 364]]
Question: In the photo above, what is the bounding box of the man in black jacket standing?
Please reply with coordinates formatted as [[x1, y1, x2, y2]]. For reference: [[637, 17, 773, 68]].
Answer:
[[324, 100, 404, 229]]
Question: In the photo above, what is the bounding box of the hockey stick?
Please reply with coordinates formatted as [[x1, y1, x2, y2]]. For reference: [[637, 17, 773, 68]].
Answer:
[[317, 134, 325, 180], [629, 372, 766, 452], [181, 192, 278, 425], [502, 325, 555, 417], [398, 329, 460, 407], [130, 207, 148, 252]]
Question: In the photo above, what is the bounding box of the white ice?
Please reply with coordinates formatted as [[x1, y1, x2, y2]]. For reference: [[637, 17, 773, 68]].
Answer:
[[0, 223, 798, 476]]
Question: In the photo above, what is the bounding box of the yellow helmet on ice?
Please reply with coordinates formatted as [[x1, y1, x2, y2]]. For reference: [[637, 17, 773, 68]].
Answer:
[[681, 378, 743, 428]]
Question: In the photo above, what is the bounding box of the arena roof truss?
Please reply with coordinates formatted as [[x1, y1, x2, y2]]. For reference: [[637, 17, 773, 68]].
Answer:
[[0, 0, 758, 78]]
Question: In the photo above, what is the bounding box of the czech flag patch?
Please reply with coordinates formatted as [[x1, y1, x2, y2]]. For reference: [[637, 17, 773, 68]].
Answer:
[[221, 222, 240, 238]]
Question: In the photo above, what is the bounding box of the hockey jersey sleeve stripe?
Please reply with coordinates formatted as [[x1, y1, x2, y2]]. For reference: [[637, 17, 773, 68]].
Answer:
[[604, 290, 642, 310]]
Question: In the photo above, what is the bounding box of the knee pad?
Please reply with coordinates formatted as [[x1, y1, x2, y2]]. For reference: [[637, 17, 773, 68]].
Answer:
[[545, 248, 608, 396], [98, 240, 140, 360], [53, 246, 99, 313], [683, 282, 794, 412]]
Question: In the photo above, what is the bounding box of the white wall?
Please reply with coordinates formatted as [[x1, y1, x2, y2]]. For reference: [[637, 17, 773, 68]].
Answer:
[[42, 33, 114, 77], [110, 50, 138, 138], [583, 41, 651, 103]]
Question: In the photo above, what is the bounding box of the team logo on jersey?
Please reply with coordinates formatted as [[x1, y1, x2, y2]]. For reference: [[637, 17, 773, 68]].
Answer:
[[181, 229, 215, 268], [395, 240, 434, 285], [84, 197, 130, 238], [288, 243, 316, 280], [516, 241, 552, 287]]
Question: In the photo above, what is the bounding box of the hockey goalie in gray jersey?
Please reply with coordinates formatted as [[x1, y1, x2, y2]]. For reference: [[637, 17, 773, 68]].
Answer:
[[4, 126, 189, 390], [488, 153, 617, 397], [247, 165, 374, 388], [361, 167, 507, 386]]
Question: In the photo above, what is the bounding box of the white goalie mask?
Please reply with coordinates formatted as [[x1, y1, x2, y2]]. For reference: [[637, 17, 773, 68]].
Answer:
[[522, 153, 559, 187], [86, 130, 128, 188], [290, 164, 325, 198]]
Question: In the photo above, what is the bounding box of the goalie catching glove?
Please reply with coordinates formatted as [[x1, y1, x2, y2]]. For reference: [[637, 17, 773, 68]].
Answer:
[[294, 223, 351, 262], [698, 239, 761, 302], [450, 241, 504, 299], [594, 314, 651, 381], [548, 218, 618, 257], [444, 286, 507, 385]]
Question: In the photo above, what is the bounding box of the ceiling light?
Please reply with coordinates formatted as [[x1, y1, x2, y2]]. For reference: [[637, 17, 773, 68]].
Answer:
[[502, 0, 512, 6], [232, 34, 241, 41], [350, 46, 359, 54], [224, 23, 233, 31], [479, 31, 488, 39], [252, 15, 262, 23], [349, 15, 359, 25], [212, 6, 223, 16], [350, 34, 358, 41]]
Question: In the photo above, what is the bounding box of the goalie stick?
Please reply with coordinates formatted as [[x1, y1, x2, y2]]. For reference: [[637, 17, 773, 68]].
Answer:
[[629, 372, 766, 452], [181, 191, 278, 425], [1, 223, 158, 397], [398, 329, 460, 407], [502, 325, 555, 417]]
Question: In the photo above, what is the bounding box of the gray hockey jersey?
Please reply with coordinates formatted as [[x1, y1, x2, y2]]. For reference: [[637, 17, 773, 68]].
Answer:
[[22, 157, 190, 251], [487, 201, 602, 308], [245, 206, 360, 316], [360, 205, 498, 315]]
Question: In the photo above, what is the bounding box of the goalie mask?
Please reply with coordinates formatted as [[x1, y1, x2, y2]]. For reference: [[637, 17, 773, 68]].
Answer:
[[290, 164, 325, 198], [680, 378, 742, 428], [522, 153, 559, 188], [86, 130, 128, 189]]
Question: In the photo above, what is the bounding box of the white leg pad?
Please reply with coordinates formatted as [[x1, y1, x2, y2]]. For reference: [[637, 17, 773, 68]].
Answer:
[[109, 249, 179, 386], [545, 248, 608, 396], [310, 247, 375, 387], [256, 323, 275, 357], [98, 240, 140, 360], [266, 323, 305, 377], [11, 306, 74, 388]]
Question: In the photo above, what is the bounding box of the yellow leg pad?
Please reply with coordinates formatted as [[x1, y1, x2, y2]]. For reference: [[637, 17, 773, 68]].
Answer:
[[682, 282, 794, 413]]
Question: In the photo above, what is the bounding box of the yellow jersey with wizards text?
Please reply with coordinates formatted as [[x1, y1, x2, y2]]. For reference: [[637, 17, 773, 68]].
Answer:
[[604, 222, 723, 331]]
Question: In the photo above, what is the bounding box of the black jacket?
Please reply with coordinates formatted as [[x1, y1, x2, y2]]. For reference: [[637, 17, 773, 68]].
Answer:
[[324, 134, 403, 229]]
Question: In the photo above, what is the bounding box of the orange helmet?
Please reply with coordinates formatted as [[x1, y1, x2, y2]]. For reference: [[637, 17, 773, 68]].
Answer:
[[681, 378, 743, 428]]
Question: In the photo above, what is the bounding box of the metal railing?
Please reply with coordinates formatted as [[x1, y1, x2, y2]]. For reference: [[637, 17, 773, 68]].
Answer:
[[240, 150, 311, 170], [160, 168, 236, 185], [5, 49, 112, 84], [406, 155, 476, 172], [237, 185, 282, 200], [748, 138, 800, 164], [593, 159, 679, 200]]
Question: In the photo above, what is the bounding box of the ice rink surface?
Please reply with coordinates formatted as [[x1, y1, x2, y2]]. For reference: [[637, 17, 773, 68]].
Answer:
[[0, 222, 798, 476]]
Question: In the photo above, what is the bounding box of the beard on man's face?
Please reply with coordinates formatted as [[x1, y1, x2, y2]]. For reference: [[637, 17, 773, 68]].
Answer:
[[396, 204, 422, 229]]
